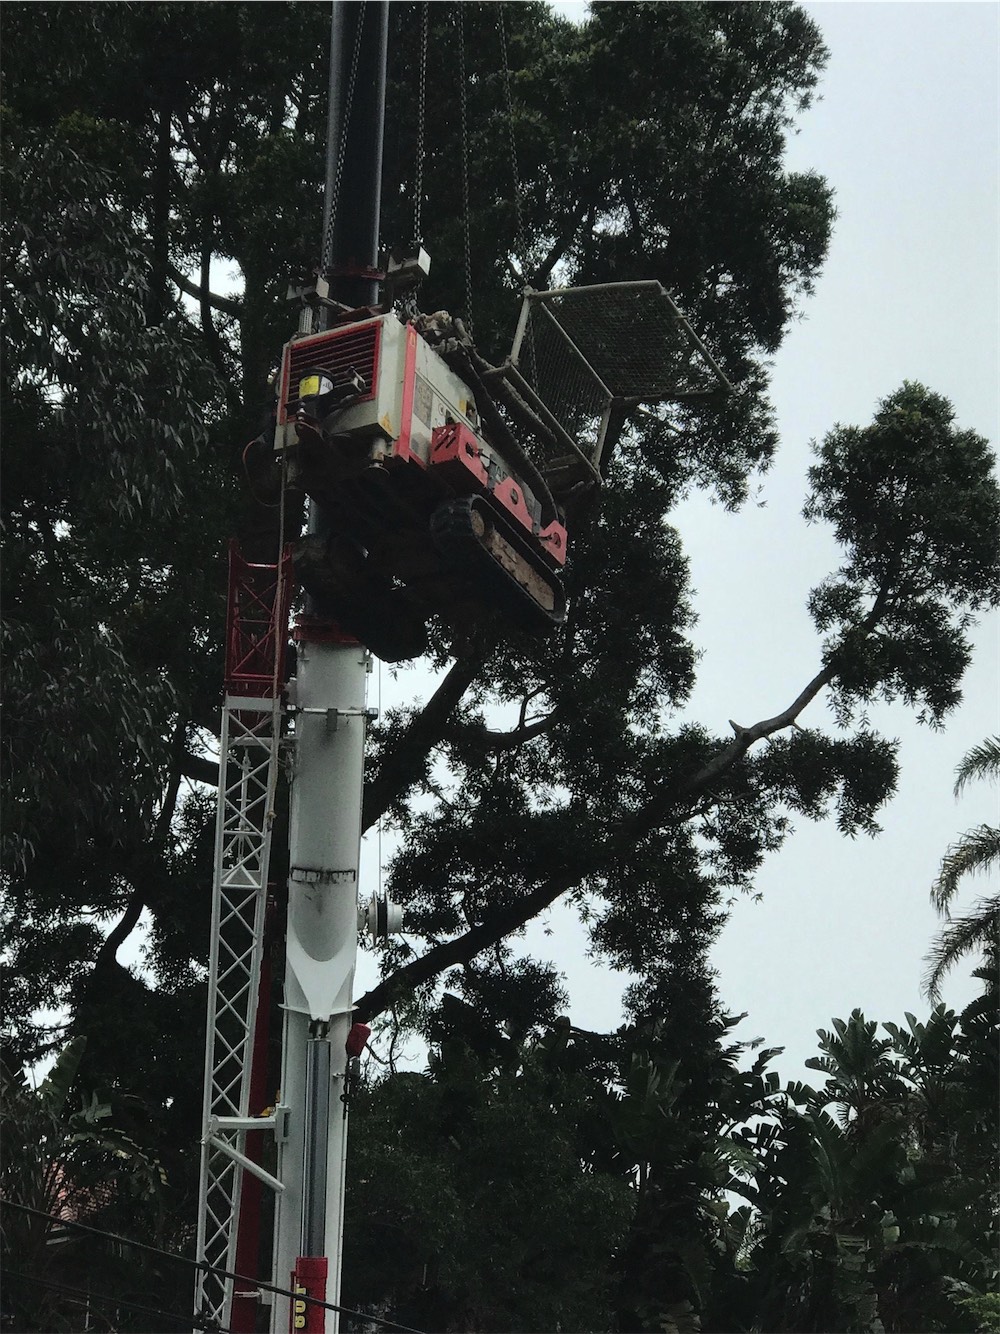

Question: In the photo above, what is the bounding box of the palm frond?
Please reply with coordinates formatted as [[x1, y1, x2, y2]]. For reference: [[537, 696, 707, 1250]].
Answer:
[[930, 825, 1000, 913], [923, 895, 1000, 1001], [953, 736, 1000, 797]]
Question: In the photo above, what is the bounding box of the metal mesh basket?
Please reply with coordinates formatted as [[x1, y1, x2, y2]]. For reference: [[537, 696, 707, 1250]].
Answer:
[[506, 281, 731, 476], [513, 298, 611, 465]]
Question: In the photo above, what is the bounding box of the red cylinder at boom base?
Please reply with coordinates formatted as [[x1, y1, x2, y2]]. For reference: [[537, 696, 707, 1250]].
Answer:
[[291, 1256, 328, 1333]]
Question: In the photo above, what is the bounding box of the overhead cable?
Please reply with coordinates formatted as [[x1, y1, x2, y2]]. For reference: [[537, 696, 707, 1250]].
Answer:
[[2, 1266, 216, 1332], [1, 1199, 427, 1334]]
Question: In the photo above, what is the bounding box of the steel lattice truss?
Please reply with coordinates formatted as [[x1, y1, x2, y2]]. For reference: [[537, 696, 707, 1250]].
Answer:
[[194, 698, 282, 1328]]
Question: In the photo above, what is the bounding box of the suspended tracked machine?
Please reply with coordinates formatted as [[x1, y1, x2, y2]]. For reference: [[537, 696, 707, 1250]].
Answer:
[[271, 276, 731, 662], [273, 306, 568, 661]]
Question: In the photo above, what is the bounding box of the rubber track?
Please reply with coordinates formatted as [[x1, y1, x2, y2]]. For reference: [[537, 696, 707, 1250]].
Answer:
[[430, 496, 566, 630]]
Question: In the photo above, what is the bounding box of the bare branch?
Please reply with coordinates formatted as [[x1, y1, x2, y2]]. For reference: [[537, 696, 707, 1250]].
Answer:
[[677, 663, 836, 805], [634, 585, 894, 828], [167, 262, 244, 318], [362, 646, 488, 831], [353, 871, 577, 1023], [180, 752, 219, 786], [355, 589, 899, 1021]]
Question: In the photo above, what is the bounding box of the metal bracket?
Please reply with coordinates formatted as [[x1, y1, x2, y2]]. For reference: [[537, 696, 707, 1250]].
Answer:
[[290, 706, 377, 716], [358, 892, 404, 942], [207, 1134, 286, 1194], [288, 705, 378, 734], [210, 1114, 278, 1135], [290, 866, 357, 886]]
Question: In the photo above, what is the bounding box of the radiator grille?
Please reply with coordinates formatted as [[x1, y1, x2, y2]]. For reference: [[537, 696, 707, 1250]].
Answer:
[[280, 321, 380, 420]]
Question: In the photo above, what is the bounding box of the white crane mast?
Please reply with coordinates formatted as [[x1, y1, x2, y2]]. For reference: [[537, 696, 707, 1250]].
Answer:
[[270, 631, 371, 1332]]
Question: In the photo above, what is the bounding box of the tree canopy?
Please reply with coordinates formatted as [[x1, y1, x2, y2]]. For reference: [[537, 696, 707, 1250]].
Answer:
[[2, 2, 998, 1329], [341, 977, 998, 1332], [925, 737, 1000, 1000]]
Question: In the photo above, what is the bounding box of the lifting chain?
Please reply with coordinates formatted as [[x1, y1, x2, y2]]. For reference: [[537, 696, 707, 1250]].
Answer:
[[498, 4, 538, 383], [498, 4, 528, 271], [412, 1, 429, 248], [457, 2, 474, 334]]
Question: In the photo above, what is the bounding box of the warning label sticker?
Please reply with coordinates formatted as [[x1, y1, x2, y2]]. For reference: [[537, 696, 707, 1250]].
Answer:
[[413, 375, 433, 428]]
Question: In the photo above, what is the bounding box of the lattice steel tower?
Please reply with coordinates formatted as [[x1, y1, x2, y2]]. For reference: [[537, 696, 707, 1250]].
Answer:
[[194, 545, 292, 1329]]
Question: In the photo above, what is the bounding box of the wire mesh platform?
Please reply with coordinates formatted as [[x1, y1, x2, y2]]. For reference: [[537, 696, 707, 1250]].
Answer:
[[505, 281, 732, 477]]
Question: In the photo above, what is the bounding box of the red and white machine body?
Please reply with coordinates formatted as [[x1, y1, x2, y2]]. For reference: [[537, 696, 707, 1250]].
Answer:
[[274, 313, 479, 464], [273, 313, 567, 647]]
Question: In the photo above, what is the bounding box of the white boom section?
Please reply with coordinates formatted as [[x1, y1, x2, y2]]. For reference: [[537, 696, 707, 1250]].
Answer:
[[195, 695, 283, 1329], [271, 637, 369, 1334]]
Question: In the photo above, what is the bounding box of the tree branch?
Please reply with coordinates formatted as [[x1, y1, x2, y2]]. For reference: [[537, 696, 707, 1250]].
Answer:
[[354, 870, 577, 1023], [88, 722, 192, 978], [447, 712, 558, 753], [89, 885, 146, 977], [180, 751, 219, 786], [355, 587, 898, 1022], [183, 643, 487, 815], [676, 662, 836, 807], [354, 656, 835, 1023], [199, 236, 231, 376], [362, 646, 488, 832], [197, 216, 243, 419], [527, 199, 592, 289], [639, 585, 894, 826], [619, 179, 644, 240], [167, 262, 244, 318], [156, 721, 187, 838]]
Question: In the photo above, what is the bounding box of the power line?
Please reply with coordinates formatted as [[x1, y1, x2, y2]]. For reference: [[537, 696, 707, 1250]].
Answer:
[[2, 1198, 196, 1269], [1, 1199, 427, 1334], [3, 1266, 216, 1332]]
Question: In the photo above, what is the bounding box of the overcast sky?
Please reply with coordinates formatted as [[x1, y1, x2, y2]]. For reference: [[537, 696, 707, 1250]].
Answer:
[[675, 0, 999, 1078], [357, 0, 1000, 1082]]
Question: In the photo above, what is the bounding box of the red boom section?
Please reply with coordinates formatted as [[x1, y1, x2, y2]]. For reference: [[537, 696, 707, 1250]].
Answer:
[[225, 541, 294, 697]]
